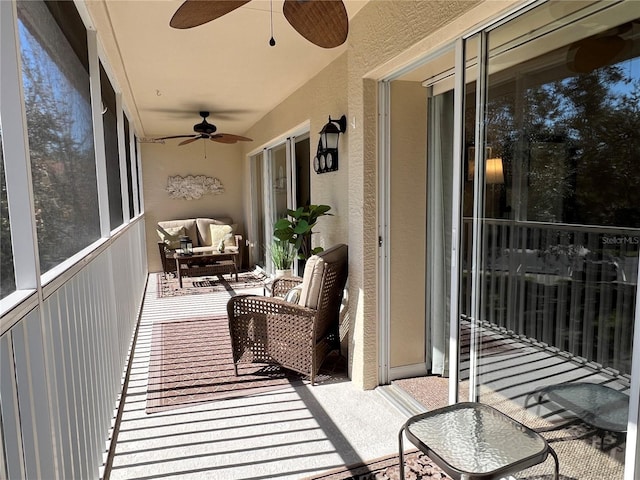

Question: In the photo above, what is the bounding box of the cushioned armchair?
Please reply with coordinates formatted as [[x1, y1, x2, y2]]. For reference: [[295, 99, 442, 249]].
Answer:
[[227, 244, 348, 384]]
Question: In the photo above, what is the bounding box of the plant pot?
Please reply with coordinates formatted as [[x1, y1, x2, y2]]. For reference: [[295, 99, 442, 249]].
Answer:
[[275, 269, 292, 278]]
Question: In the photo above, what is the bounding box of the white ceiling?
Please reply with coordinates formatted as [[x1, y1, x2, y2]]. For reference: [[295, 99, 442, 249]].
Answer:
[[89, 0, 369, 141]]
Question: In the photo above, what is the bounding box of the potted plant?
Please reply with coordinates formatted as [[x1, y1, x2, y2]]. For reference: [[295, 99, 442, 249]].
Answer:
[[273, 204, 332, 261], [270, 238, 296, 277]]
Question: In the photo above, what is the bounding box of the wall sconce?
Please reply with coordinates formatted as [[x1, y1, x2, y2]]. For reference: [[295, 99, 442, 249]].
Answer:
[[313, 115, 347, 174], [485, 158, 504, 184]]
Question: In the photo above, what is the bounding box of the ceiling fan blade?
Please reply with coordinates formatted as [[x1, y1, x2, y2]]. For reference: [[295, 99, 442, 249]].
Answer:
[[283, 0, 348, 48], [170, 0, 251, 29], [212, 133, 253, 143], [179, 136, 203, 146], [155, 134, 197, 140]]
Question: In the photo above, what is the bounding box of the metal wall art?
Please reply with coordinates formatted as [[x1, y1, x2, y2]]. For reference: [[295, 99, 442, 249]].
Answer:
[[166, 175, 225, 200]]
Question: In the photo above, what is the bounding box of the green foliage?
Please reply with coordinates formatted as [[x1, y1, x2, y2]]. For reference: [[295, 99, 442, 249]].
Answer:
[[273, 204, 332, 260], [269, 239, 296, 270]]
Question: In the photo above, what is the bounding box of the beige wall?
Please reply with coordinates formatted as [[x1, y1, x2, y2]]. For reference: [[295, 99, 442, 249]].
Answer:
[[141, 141, 245, 273], [389, 80, 428, 368]]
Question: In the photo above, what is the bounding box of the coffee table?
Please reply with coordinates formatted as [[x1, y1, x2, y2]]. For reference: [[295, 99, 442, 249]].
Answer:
[[398, 402, 559, 480], [174, 250, 239, 287]]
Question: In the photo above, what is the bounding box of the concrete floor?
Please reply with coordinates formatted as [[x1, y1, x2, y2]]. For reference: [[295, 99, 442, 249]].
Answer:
[[106, 273, 409, 480]]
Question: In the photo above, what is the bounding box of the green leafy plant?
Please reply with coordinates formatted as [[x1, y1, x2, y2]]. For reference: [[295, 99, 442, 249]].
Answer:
[[269, 238, 296, 270], [273, 204, 332, 260]]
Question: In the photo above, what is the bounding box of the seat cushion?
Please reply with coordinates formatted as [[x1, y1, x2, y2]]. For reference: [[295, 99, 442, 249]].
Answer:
[[158, 219, 197, 247]]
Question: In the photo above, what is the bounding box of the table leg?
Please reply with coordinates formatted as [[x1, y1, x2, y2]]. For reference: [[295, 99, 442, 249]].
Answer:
[[548, 445, 560, 480], [398, 426, 405, 480], [176, 260, 184, 288]]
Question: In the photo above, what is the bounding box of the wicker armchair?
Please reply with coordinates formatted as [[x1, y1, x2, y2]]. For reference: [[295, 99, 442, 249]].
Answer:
[[227, 244, 348, 384]]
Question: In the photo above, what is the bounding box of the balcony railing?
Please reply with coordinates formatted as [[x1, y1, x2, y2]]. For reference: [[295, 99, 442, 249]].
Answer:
[[462, 219, 639, 375]]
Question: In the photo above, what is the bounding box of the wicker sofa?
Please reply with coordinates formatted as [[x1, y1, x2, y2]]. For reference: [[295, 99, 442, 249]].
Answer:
[[156, 217, 242, 275]]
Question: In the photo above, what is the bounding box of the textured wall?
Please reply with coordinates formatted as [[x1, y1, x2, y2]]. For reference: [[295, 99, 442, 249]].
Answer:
[[347, 0, 488, 388]]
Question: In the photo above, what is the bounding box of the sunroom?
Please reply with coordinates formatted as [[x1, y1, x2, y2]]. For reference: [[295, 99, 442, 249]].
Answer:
[[1, 1, 639, 479]]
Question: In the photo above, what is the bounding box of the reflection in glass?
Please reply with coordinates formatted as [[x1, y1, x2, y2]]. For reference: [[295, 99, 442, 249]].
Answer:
[[18, 1, 100, 273], [101, 62, 123, 230], [467, 6, 639, 479], [0, 124, 17, 299]]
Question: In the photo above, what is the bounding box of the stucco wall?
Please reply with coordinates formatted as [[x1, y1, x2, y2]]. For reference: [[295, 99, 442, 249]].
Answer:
[[347, 0, 490, 388], [141, 141, 245, 273]]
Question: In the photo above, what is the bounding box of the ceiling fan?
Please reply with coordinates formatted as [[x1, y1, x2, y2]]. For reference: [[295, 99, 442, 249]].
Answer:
[[155, 111, 253, 146], [169, 0, 348, 49]]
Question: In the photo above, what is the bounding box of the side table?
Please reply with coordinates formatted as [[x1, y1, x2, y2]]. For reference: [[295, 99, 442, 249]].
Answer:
[[525, 382, 629, 449], [398, 402, 559, 480]]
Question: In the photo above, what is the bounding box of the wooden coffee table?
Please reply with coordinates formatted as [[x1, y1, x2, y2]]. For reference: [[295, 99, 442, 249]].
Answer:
[[174, 250, 239, 287]]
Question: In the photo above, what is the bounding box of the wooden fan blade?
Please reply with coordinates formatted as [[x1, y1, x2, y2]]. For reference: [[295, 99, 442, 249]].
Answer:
[[210, 138, 237, 144], [212, 133, 253, 143], [283, 0, 348, 48], [179, 136, 203, 146], [155, 134, 198, 140], [170, 0, 251, 29]]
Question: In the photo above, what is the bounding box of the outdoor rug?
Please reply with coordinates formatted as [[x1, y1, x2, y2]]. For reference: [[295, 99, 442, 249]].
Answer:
[[156, 270, 267, 298], [146, 315, 303, 413], [304, 450, 576, 480], [304, 450, 450, 479]]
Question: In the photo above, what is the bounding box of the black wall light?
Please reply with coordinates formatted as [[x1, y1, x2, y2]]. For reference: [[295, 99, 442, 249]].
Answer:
[[313, 115, 347, 174]]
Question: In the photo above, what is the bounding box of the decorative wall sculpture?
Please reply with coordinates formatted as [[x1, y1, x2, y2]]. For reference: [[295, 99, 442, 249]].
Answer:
[[166, 175, 225, 200]]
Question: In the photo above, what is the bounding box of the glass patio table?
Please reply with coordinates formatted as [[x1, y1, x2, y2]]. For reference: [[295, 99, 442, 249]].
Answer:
[[525, 382, 629, 449], [398, 402, 559, 480]]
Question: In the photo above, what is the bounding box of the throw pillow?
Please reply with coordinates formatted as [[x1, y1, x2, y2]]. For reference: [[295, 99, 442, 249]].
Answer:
[[209, 224, 237, 248], [298, 254, 326, 309], [283, 286, 302, 304], [157, 226, 185, 249]]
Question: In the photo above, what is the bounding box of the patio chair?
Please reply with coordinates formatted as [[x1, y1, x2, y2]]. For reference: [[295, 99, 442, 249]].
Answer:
[[227, 244, 348, 384]]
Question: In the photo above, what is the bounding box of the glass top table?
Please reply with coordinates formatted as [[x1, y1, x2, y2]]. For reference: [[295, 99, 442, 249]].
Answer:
[[525, 382, 629, 434], [399, 402, 559, 480]]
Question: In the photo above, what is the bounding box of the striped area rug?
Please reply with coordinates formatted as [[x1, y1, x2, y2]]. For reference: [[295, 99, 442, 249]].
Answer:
[[146, 315, 301, 413]]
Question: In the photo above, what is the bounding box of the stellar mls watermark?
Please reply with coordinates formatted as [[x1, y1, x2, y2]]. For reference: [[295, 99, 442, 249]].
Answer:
[[602, 235, 640, 245]]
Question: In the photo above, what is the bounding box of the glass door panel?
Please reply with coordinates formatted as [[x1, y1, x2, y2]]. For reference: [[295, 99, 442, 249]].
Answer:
[[249, 134, 309, 274], [469, 3, 640, 478], [269, 142, 288, 227], [249, 151, 266, 268]]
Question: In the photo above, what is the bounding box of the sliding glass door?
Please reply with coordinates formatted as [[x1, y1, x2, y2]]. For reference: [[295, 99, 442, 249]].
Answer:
[[385, 1, 639, 477], [461, 3, 640, 478], [248, 133, 310, 273]]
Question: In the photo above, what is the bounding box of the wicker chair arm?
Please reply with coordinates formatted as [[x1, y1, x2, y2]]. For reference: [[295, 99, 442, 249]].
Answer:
[[271, 276, 304, 298]]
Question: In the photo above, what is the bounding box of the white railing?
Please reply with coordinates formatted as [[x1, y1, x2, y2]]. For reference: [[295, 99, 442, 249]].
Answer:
[[0, 218, 147, 479], [462, 219, 639, 375]]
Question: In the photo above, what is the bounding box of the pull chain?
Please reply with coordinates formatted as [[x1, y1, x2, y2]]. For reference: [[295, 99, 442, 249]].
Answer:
[[269, 0, 276, 46]]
